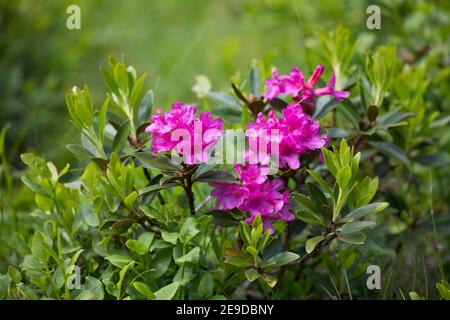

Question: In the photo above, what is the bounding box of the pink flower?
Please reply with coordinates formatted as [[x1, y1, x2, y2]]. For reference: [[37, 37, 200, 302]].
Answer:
[[311, 72, 350, 101], [246, 104, 328, 170], [210, 182, 248, 210], [262, 65, 349, 106], [234, 163, 270, 185], [145, 102, 223, 164], [240, 179, 285, 216], [210, 165, 294, 233]]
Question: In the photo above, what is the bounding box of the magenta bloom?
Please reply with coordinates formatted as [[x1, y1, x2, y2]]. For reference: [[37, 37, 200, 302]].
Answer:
[[210, 165, 294, 233], [234, 163, 270, 184], [262, 65, 349, 106], [145, 102, 223, 164], [210, 182, 248, 210], [246, 104, 328, 170]]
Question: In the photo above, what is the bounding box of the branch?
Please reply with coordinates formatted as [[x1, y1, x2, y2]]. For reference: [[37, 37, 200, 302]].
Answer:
[[181, 164, 198, 215], [183, 174, 196, 215], [276, 233, 336, 287], [292, 234, 337, 267]]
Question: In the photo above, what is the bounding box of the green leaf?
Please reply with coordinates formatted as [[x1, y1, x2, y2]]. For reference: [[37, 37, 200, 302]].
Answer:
[[21, 176, 51, 197], [257, 230, 271, 251], [409, 292, 424, 300], [126, 239, 148, 255], [70, 249, 84, 267], [207, 92, 241, 109], [133, 282, 155, 300], [344, 202, 388, 219], [82, 276, 104, 300], [436, 281, 450, 300], [138, 232, 154, 251], [338, 232, 366, 244], [152, 248, 172, 278], [112, 120, 131, 153], [245, 269, 260, 282], [20, 153, 51, 178], [179, 218, 200, 244], [262, 274, 277, 288], [265, 252, 300, 268], [138, 90, 154, 124], [413, 152, 450, 168], [8, 265, 22, 283], [16, 283, 38, 300], [124, 191, 138, 208], [224, 256, 252, 268], [198, 273, 214, 298], [338, 221, 376, 234], [239, 222, 252, 245], [321, 148, 339, 177], [100, 66, 119, 95], [161, 231, 179, 245], [250, 217, 263, 245], [291, 192, 325, 225], [315, 98, 340, 119], [74, 99, 93, 129], [307, 169, 333, 195], [98, 218, 135, 235], [194, 170, 237, 183], [175, 247, 200, 265], [75, 290, 96, 300], [31, 231, 51, 263], [134, 152, 182, 172], [130, 73, 147, 111], [213, 106, 242, 123], [117, 261, 134, 299], [246, 246, 258, 256], [336, 165, 351, 190], [0, 274, 10, 299], [105, 255, 135, 268], [249, 65, 261, 96], [328, 128, 348, 138], [306, 235, 325, 254], [430, 115, 450, 128], [66, 144, 94, 159], [91, 157, 109, 171], [98, 97, 109, 142], [113, 62, 129, 94], [231, 83, 249, 104], [368, 141, 409, 165], [138, 182, 178, 196], [154, 281, 181, 300], [307, 183, 328, 214], [80, 204, 99, 227], [208, 210, 239, 227]]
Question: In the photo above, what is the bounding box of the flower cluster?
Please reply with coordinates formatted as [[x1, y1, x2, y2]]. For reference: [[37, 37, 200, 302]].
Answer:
[[145, 102, 223, 164], [211, 164, 293, 233], [146, 65, 345, 229], [246, 104, 328, 170], [263, 64, 349, 107]]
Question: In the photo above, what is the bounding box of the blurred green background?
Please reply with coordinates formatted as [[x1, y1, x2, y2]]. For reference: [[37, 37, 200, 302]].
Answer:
[[4, 0, 448, 167]]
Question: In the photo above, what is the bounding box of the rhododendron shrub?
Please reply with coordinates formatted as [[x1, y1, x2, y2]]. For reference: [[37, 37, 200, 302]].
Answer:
[[2, 35, 449, 300]]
